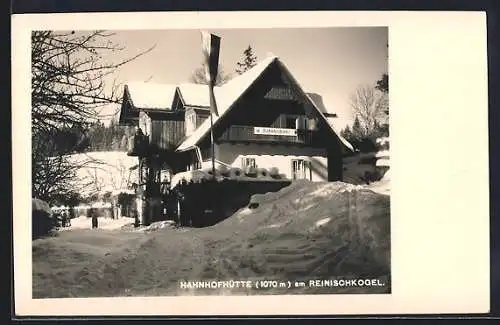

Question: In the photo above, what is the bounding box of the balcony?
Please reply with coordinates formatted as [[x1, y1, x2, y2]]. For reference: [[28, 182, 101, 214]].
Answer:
[[127, 134, 149, 157], [218, 125, 315, 145]]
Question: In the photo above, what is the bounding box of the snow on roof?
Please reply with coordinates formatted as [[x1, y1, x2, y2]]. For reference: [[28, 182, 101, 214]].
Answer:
[[125, 82, 219, 111], [126, 82, 177, 110], [306, 92, 328, 114], [279, 61, 354, 153], [170, 170, 212, 189], [318, 114, 354, 153], [176, 56, 278, 151], [177, 83, 217, 107], [121, 56, 353, 154], [176, 56, 354, 153]]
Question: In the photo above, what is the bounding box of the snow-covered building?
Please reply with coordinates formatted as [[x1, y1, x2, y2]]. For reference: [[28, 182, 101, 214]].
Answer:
[[119, 56, 354, 186]]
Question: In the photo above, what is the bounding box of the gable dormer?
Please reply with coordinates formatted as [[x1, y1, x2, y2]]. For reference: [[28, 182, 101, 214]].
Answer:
[[118, 85, 140, 126], [171, 88, 184, 111], [185, 107, 211, 136], [185, 108, 196, 136]]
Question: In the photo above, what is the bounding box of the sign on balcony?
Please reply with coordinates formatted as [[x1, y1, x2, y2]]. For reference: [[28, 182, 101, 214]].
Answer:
[[254, 127, 297, 136]]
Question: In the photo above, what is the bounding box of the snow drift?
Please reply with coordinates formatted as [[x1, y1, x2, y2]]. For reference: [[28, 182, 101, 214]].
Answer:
[[33, 180, 390, 297]]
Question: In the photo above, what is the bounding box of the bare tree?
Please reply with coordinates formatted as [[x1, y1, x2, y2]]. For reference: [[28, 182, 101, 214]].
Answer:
[[108, 160, 130, 191], [32, 136, 102, 202], [32, 142, 77, 201], [189, 63, 232, 86], [349, 85, 388, 137], [31, 30, 155, 201], [32, 30, 155, 132]]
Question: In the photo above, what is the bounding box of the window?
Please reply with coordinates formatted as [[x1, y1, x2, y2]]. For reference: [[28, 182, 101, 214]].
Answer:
[[160, 169, 171, 183], [283, 115, 307, 129], [291, 159, 312, 180], [139, 117, 151, 136], [307, 118, 317, 130], [187, 162, 200, 171], [198, 115, 208, 127], [241, 157, 256, 169], [285, 116, 296, 129], [185, 111, 197, 135]]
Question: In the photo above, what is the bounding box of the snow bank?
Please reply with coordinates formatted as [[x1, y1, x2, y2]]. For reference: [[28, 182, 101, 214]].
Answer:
[[33, 180, 390, 297], [170, 170, 214, 188], [342, 136, 390, 187], [375, 150, 390, 159], [58, 216, 136, 231], [376, 159, 390, 167], [137, 220, 177, 233]]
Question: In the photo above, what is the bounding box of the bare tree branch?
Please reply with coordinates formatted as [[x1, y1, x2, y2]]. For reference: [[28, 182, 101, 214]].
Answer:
[[349, 85, 388, 137], [32, 30, 155, 134], [31, 30, 155, 202], [189, 63, 232, 86]]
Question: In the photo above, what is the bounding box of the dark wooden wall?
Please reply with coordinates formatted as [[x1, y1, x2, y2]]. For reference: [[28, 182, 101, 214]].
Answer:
[[150, 119, 186, 150], [207, 63, 332, 150]]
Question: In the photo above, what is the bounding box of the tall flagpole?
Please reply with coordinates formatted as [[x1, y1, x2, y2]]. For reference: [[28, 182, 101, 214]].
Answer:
[[210, 110, 215, 180], [208, 74, 217, 180], [201, 31, 221, 181], [207, 61, 217, 181]]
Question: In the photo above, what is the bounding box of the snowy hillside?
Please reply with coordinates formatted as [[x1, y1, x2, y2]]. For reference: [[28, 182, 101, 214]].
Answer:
[[33, 180, 391, 297], [65, 151, 139, 198]]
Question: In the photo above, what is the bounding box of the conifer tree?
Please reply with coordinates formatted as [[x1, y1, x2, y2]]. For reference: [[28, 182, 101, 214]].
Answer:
[[340, 125, 352, 141], [352, 115, 364, 139], [236, 45, 258, 74]]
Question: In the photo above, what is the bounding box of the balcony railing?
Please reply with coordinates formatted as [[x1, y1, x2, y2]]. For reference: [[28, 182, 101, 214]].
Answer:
[[218, 125, 315, 145]]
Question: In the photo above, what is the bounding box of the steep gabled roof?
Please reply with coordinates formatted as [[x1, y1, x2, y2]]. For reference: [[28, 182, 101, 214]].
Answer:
[[118, 85, 139, 125], [119, 56, 354, 154], [122, 82, 215, 111], [176, 56, 354, 153], [177, 83, 216, 108], [126, 82, 177, 110], [278, 61, 354, 153], [176, 55, 278, 151]]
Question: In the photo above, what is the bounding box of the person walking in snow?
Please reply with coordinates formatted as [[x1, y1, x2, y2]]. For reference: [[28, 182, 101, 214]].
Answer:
[[90, 208, 99, 229], [61, 210, 67, 227]]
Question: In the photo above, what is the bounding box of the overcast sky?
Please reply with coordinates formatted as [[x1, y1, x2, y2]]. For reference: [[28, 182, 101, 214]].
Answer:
[[99, 27, 387, 129]]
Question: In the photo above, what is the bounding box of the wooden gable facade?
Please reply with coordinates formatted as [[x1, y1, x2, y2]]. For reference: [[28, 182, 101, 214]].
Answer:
[[190, 60, 344, 181], [126, 87, 187, 156], [118, 85, 140, 126], [119, 57, 348, 181], [115, 56, 355, 227], [138, 110, 186, 153], [212, 62, 323, 146]]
